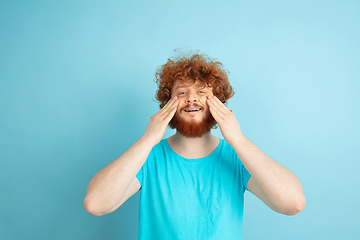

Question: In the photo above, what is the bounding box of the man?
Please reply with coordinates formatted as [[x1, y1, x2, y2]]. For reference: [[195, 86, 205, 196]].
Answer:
[[84, 53, 306, 239]]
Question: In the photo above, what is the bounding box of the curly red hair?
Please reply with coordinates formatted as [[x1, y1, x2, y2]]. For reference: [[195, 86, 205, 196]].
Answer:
[[155, 53, 234, 108]]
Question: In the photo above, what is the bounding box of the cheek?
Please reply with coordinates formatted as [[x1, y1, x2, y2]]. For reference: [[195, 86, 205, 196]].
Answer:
[[178, 97, 187, 105], [199, 93, 213, 105], [199, 96, 207, 105]]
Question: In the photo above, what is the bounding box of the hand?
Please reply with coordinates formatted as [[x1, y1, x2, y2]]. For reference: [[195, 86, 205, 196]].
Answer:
[[142, 97, 178, 146], [207, 96, 243, 146]]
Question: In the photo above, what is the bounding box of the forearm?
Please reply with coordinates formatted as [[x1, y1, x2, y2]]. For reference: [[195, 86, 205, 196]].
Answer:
[[84, 136, 153, 215], [232, 134, 306, 214], [84, 97, 178, 216], [206, 96, 305, 214]]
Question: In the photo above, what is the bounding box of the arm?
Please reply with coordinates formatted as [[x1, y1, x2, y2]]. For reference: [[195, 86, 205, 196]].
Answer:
[[234, 137, 306, 215], [207, 96, 306, 215], [84, 97, 179, 216]]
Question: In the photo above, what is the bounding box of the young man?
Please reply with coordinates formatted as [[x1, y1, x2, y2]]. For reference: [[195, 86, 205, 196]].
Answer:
[[84, 54, 306, 239]]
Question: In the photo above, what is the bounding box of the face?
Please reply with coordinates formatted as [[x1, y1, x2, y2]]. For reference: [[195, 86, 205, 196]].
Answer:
[[169, 80, 217, 138]]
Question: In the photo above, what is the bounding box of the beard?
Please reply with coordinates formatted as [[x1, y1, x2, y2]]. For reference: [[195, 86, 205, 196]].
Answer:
[[169, 103, 217, 138]]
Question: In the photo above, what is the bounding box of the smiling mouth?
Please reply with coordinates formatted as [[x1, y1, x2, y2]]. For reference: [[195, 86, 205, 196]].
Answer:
[[184, 108, 201, 112]]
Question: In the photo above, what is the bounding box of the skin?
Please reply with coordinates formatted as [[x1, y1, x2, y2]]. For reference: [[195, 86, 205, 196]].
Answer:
[[171, 80, 213, 123], [84, 97, 179, 216], [206, 95, 306, 215], [167, 80, 218, 158], [84, 80, 306, 217]]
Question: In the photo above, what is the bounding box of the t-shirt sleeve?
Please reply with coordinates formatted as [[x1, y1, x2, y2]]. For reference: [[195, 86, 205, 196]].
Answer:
[[241, 164, 251, 191], [135, 145, 155, 189], [136, 166, 144, 189]]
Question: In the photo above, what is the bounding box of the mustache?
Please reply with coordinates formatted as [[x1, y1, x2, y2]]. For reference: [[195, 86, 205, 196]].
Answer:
[[180, 103, 204, 111]]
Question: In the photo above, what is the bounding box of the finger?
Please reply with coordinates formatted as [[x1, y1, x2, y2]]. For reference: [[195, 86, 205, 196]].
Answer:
[[163, 97, 177, 109], [160, 98, 178, 119], [158, 97, 177, 116], [163, 102, 178, 122], [208, 96, 230, 115], [207, 97, 225, 119], [208, 104, 223, 122], [207, 96, 225, 115]]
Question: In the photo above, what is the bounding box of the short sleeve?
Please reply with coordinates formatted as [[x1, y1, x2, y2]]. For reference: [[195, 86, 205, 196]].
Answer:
[[136, 166, 144, 188], [241, 164, 251, 191], [135, 141, 164, 190]]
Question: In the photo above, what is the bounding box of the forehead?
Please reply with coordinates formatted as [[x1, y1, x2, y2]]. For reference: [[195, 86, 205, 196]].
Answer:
[[172, 79, 210, 91]]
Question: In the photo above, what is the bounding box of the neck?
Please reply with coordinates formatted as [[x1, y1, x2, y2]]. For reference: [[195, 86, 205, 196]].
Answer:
[[167, 131, 219, 159]]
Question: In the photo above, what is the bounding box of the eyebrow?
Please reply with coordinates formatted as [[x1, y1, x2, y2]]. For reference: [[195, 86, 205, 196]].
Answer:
[[173, 84, 206, 92]]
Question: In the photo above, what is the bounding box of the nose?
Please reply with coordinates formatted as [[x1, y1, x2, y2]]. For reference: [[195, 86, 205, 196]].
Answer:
[[186, 93, 199, 103]]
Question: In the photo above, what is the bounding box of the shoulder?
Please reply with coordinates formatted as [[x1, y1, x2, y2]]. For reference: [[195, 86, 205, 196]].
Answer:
[[218, 139, 236, 153], [146, 139, 169, 161], [151, 139, 167, 152], [216, 139, 241, 163]]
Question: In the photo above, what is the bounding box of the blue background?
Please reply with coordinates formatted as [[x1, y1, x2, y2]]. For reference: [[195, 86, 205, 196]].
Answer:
[[1, 0, 359, 239]]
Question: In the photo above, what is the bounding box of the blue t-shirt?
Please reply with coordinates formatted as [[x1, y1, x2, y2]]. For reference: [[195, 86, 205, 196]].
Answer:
[[136, 139, 251, 240]]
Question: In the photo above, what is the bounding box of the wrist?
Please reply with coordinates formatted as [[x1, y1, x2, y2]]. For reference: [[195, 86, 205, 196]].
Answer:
[[232, 135, 253, 153], [228, 132, 247, 147], [138, 134, 159, 149]]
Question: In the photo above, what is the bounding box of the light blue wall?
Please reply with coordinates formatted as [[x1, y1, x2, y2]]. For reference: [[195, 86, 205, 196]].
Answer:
[[1, 0, 359, 239]]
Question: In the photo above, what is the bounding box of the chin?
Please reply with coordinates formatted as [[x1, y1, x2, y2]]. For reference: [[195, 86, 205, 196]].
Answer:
[[169, 111, 217, 138]]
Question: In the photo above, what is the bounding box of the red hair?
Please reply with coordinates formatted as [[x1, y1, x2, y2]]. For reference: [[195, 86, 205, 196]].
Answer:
[[155, 53, 234, 108]]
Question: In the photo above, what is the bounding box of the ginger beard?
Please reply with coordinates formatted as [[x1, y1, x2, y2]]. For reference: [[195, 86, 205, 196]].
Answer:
[[169, 102, 217, 138]]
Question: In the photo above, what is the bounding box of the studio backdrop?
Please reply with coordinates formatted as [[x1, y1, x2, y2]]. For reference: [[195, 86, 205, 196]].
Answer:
[[1, 0, 359, 239]]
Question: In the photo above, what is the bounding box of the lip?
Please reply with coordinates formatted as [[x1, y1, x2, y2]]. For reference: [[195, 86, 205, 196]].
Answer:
[[184, 110, 201, 114], [179, 103, 204, 115], [184, 107, 201, 112], [181, 107, 203, 115]]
